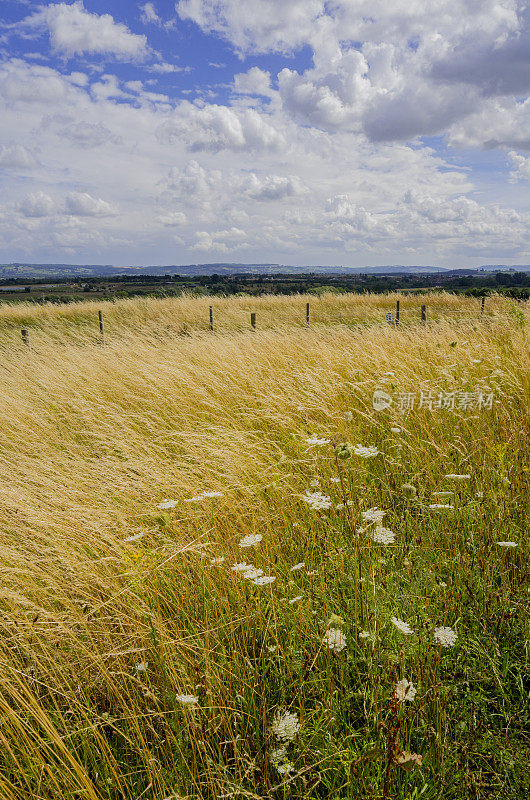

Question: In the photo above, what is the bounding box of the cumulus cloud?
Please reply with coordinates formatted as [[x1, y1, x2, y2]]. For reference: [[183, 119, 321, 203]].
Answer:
[[23, 1, 149, 60], [157, 102, 284, 151], [65, 192, 117, 216], [19, 192, 56, 218], [59, 121, 121, 148], [0, 144, 38, 169], [233, 67, 272, 97]]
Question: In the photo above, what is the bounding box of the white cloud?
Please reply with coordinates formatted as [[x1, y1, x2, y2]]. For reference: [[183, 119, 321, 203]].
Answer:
[[65, 192, 117, 216], [19, 192, 56, 218], [508, 151, 530, 181], [0, 144, 38, 169], [233, 67, 272, 97], [59, 121, 120, 148], [23, 1, 149, 60], [157, 102, 284, 151], [140, 3, 161, 26]]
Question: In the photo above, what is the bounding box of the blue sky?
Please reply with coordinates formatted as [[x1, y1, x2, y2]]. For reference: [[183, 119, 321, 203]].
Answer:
[[1, 0, 530, 267]]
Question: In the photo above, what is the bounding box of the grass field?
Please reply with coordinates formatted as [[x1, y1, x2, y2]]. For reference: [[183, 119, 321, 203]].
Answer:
[[0, 292, 528, 799]]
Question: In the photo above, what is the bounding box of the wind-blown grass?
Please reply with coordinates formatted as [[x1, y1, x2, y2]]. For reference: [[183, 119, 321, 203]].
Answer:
[[0, 293, 528, 799]]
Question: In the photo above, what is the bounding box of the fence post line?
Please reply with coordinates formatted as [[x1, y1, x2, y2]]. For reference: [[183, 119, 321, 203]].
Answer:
[[306, 302, 310, 326], [396, 299, 400, 326], [421, 304, 427, 325], [251, 312, 256, 329], [21, 328, 30, 347], [481, 296, 486, 315], [209, 305, 214, 331], [98, 309, 104, 338]]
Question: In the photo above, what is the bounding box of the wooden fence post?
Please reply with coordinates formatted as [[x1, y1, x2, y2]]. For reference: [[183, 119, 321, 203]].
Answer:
[[421, 304, 427, 325], [306, 302, 310, 326], [98, 310, 104, 338], [251, 312, 256, 329], [21, 328, 30, 347], [481, 296, 486, 315], [209, 305, 214, 331], [396, 299, 400, 326]]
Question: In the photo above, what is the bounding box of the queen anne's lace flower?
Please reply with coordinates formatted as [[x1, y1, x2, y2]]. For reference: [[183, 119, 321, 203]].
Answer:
[[391, 617, 414, 635], [306, 435, 331, 446], [395, 679, 417, 702], [429, 504, 454, 509], [434, 626, 458, 647], [302, 491, 332, 510], [252, 575, 276, 586], [272, 710, 300, 742], [362, 507, 386, 524], [497, 541, 517, 547], [176, 694, 199, 705], [243, 568, 264, 580], [239, 533, 263, 548], [290, 562, 305, 572], [371, 526, 395, 545], [445, 474, 470, 480], [323, 628, 347, 652], [231, 562, 253, 572], [157, 499, 178, 509], [353, 445, 379, 457]]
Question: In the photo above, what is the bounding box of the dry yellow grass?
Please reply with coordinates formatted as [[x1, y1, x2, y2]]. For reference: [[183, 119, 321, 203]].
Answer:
[[0, 292, 528, 799]]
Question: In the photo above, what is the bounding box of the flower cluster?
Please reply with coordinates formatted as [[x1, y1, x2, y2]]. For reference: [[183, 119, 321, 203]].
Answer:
[[353, 444, 380, 457], [371, 526, 395, 545], [391, 617, 414, 635], [239, 533, 263, 548], [434, 627, 458, 647], [272, 710, 300, 742], [302, 491, 332, 510], [362, 507, 386, 524], [395, 679, 417, 703], [323, 627, 347, 653], [157, 499, 178, 510], [306, 435, 331, 446]]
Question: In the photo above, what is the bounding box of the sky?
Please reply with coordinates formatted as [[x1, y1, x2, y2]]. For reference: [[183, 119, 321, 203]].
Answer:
[[1, 1, 530, 268]]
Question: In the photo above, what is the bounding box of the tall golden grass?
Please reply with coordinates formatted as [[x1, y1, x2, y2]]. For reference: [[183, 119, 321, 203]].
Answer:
[[0, 292, 528, 799]]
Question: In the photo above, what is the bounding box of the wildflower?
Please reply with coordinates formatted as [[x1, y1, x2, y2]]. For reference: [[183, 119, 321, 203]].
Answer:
[[136, 661, 148, 672], [323, 628, 347, 652], [344, 411, 353, 422], [125, 532, 144, 542], [271, 746, 288, 762], [239, 533, 263, 548], [335, 442, 354, 460], [497, 541, 517, 548], [210, 556, 225, 564], [267, 645, 278, 653], [353, 445, 379, 457], [306, 570, 318, 576], [176, 694, 199, 705], [330, 477, 341, 483], [390, 427, 401, 433], [306, 435, 331, 446], [434, 627, 458, 647], [362, 507, 386, 524], [310, 479, 320, 488], [401, 483, 417, 499], [231, 562, 253, 572], [243, 568, 264, 580], [276, 762, 294, 774], [371, 526, 395, 545], [301, 491, 332, 510], [428, 504, 453, 509], [391, 617, 414, 635], [432, 491, 454, 497], [476, 491, 484, 499], [395, 679, 417, 702], [290, 562, 305, 572], [289, 595, 303, 605], [201, 491, 224, 498], [157, 499, 178, 510], [272, 710, 300, 742], [252, 575, 276, 586], [445, 474, 470, 480], [184, 495, 203, 502]]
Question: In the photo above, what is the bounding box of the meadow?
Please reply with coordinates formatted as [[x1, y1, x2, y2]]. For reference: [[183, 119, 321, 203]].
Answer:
[[0, 292, 528, 799]]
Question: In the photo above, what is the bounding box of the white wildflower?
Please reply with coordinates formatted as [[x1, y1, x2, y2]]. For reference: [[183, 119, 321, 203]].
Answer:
[[323, 628, 347, 652], [371, 526, 395, 545], [310, 479, 320, 488], [497, 541, 517, 548], [201, 491, 224, 498], [267, 645, 278, 653], [270, 746, 288, 762], [239, 533, 263, 548], [306, 435, 331, 446], [353, 445, 379, 457], [210, 556, 225, 565], [445, 474, 471, 480], [289, 595, 303, 605], [390, 427, 401, 433], [125, 532, 144, 542], [434, 627, 458, 647], [157, 499, 178, 510], [272, 710, 300, 742], [252, 575, 276, 586], [395, 679, 417, 703], [276, 762, 294, 774], [231, 562, 253, 572], [301, 491, 332, 510], [176, 694, 199, 705], [330, 477, 341, 483], [243, 568, 264, 580], [290, 562, 305, 572], [359, 630, 370, 639], [428, 504, 454, 509], [362, 507, 386, 524], [136, 661, 148, 672], [344, 411, 353, 422], [306, 570, 318, 576], [391, 617, 414, 635], [476, 491, 484, 499], [432, 491, 454, 497]]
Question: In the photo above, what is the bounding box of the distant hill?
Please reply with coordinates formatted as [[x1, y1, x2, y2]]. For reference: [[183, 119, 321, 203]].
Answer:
[[1, 262, 529, 280]]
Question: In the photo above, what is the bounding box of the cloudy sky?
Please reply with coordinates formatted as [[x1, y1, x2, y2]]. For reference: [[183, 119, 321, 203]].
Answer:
[[1, 1, 530, 267]]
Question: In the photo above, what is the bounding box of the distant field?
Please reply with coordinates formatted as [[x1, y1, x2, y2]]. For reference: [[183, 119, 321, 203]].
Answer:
[[0, 292, 528, 799]]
